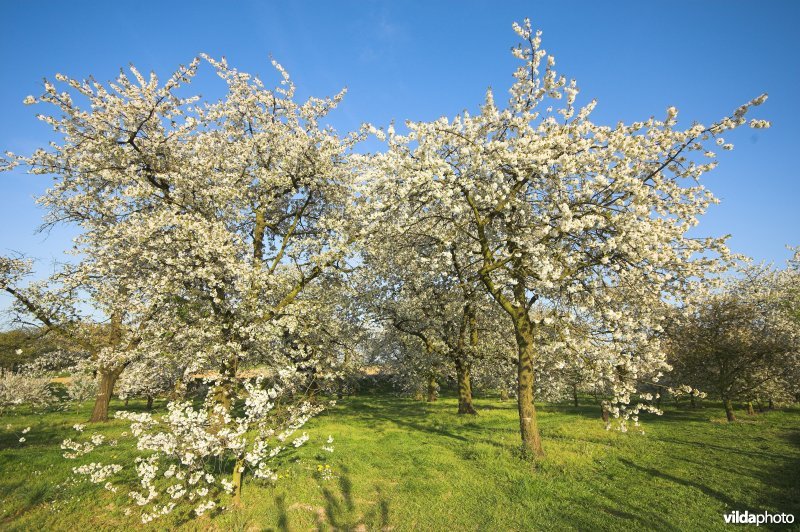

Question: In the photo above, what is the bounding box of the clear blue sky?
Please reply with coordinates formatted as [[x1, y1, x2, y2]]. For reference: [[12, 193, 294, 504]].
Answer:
[[1, 1, 798, 282]]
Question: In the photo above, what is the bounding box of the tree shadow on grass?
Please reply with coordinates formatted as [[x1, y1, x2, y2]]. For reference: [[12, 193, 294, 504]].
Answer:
[[657, 436, 790, 461], [344, 395, 435, 418], [343, 398, 473, 443], [272, 467, 391, 532], [0, 422, 79, 452], [761, 429, 800, 516], [343, 396, 535, 456], [467, 402, 516, 411], [618, 457, 740, 509], [590, 501, 680, 532], [662, 437, 800, 519], [321, 469, 391, 531], [274, 494, 289, 532]]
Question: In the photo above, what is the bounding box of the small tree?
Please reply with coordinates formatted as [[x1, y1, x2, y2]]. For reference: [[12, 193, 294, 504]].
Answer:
[[1, 256, 142, 421]]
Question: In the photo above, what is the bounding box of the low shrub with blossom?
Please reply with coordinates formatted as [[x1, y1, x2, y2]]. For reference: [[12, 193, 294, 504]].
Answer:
[[62, 375, 328, 524]]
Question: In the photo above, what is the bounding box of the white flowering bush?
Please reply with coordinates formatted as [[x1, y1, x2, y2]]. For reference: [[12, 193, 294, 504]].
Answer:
[[0, 372, 57, 414], [62, 374, 325, 523]]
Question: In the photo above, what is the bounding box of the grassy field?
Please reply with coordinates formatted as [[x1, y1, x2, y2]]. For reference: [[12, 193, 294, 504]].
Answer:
[[1, 393, 798, 531]]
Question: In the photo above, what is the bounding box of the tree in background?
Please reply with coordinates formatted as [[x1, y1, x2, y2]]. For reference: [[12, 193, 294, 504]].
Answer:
[[666, 263, 799, 421], [0, 256, 147, 421]]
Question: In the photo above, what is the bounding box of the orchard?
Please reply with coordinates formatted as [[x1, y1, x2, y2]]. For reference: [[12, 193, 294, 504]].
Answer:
[[1, 8, 798, 530]]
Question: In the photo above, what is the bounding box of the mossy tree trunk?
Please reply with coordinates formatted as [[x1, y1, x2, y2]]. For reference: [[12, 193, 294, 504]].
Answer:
[[231, 458, 244, 506], [513, 319, 543, 457], [455, 358, 477, 415], [476, 226, 544, 457], [426, 375, 437, 402], [724, 398, 736, 422]]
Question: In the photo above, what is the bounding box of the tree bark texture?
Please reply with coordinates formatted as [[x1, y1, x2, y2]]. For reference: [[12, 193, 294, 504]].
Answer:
[[455, 358, 477, 415], [514, 320, 543, 457], [89, 366, 123, 422], [426, 376, 438, 402], [724, 398, 736, 422]]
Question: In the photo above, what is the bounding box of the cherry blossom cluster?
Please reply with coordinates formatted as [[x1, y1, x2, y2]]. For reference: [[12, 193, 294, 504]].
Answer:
[[61, 372, 323, 523]]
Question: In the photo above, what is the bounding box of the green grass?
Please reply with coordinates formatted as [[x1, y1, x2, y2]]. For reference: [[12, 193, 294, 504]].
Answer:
[[1, 394, 799, 531]]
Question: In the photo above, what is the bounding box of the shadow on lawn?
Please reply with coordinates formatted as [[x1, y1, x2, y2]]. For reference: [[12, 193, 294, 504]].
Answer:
[[617, 423, 800, 522], [619, 457, 741, 509], [569, 500, 679, 532], [344, 396, 488, 444], [271, 467, 391, 532], [0, 421, 79, 452], [763, 429, 800, 516], [657, 436, 789, 461]]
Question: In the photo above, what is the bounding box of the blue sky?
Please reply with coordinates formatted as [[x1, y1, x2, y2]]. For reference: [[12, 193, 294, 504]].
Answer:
[[1, 1, 798, 284]]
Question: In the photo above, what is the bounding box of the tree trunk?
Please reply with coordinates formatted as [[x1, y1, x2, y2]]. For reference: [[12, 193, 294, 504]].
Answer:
[[514, 321, 543, 457], [170, 377, 186, 401], [572, 384, 579, 408], [89, 367, 122, 422], [124, 397, 129, 407], [746, 401, 755, 415], [768, 398, 774, 410], [426, 376, 437, 402], [690, 392, 697, 409], [724, 398, 736, 422], [212, 358, 238, 411], [231, 458, 244, 506], [146, 395, 154, 410], [500, 389, 509, 402], [601, 405, 610, 424], [455, 358, 477, 415]]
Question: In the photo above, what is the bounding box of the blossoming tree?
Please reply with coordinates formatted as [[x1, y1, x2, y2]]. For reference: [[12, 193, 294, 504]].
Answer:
[[3, 55, 362, 518], [359, 222, 511, 414], [367, 19, 770, 455], [0, 255, 147, 421]]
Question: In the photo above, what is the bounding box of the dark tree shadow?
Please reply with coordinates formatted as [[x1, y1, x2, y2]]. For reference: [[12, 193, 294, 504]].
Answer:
[[619, 457, 740, 509], [319, 466, 391, 531]]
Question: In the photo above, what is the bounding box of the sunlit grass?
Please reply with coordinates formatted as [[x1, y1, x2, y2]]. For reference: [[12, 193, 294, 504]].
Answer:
[[1, 394, 798, 530]]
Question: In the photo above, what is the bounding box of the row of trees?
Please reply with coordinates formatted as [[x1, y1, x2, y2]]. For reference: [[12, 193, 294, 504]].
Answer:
[[0, 17, 793, 521], [665, 259, 799, 421]]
